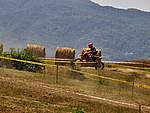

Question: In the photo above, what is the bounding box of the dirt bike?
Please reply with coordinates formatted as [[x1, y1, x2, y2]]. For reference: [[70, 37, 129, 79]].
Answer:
[[75, 48, 104, 70]]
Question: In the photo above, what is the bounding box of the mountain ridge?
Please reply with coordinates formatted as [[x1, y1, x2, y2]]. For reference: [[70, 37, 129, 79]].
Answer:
[[0, 0, 149, 60]]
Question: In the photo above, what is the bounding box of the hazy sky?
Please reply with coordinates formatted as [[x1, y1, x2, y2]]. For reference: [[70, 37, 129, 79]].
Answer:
[[91, 0, 150, 12]]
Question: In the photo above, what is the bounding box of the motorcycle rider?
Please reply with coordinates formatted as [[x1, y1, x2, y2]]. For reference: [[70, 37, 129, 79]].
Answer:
[[88, 42, 97, 54], [88, 42, 98, 61]]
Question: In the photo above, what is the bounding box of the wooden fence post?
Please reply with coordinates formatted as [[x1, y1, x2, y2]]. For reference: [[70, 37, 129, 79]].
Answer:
[[56, 64, 59, 84], [139, 104, 142, 113], [131, 72, 137, 98], [132, 75, 135, 98]]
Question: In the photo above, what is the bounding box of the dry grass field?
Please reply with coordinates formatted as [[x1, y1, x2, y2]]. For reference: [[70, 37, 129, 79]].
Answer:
[[0, 62, 150, 113]]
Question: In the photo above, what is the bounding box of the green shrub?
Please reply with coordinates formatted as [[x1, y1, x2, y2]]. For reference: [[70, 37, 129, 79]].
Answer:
[[1, 48, 44, 72]]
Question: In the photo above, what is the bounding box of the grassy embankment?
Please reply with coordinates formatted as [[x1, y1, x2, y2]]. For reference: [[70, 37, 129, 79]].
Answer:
[[0, 63, 150, 113]]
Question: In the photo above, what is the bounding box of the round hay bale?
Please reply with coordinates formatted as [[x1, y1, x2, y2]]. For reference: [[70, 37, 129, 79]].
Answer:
[[25, 43, 46, 58], [55, 48, 75, 59], [0, 43, 3, 53]]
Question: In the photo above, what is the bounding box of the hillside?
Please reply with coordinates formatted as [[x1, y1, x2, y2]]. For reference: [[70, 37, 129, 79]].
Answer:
[[0, 68, 149, 113], [0, 0, 150, 60], [0, 64, 150, 112]]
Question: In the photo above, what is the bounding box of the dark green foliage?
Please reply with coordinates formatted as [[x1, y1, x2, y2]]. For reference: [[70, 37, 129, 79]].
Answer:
[[1, 48, 44, 72]]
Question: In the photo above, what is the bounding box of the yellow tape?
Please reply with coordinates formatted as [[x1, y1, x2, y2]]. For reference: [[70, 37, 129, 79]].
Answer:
[[75, 62, 97, 64], [40, 59, 71, 63], [134, 84, 150, 89], [39, 57, 73, 61], [0, 56, 72, 64], [68, 68, 150, 89], [0, 56, 150, 89], [0, 56, 48, 66], [0, 56, 96, 65], [39, 57, 100, 64], [41, 59, 97, 64], [112, 64, 150, 70]]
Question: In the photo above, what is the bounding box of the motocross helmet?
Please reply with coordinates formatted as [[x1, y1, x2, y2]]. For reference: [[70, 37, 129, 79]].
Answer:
[[88, 42, 93, 48]]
